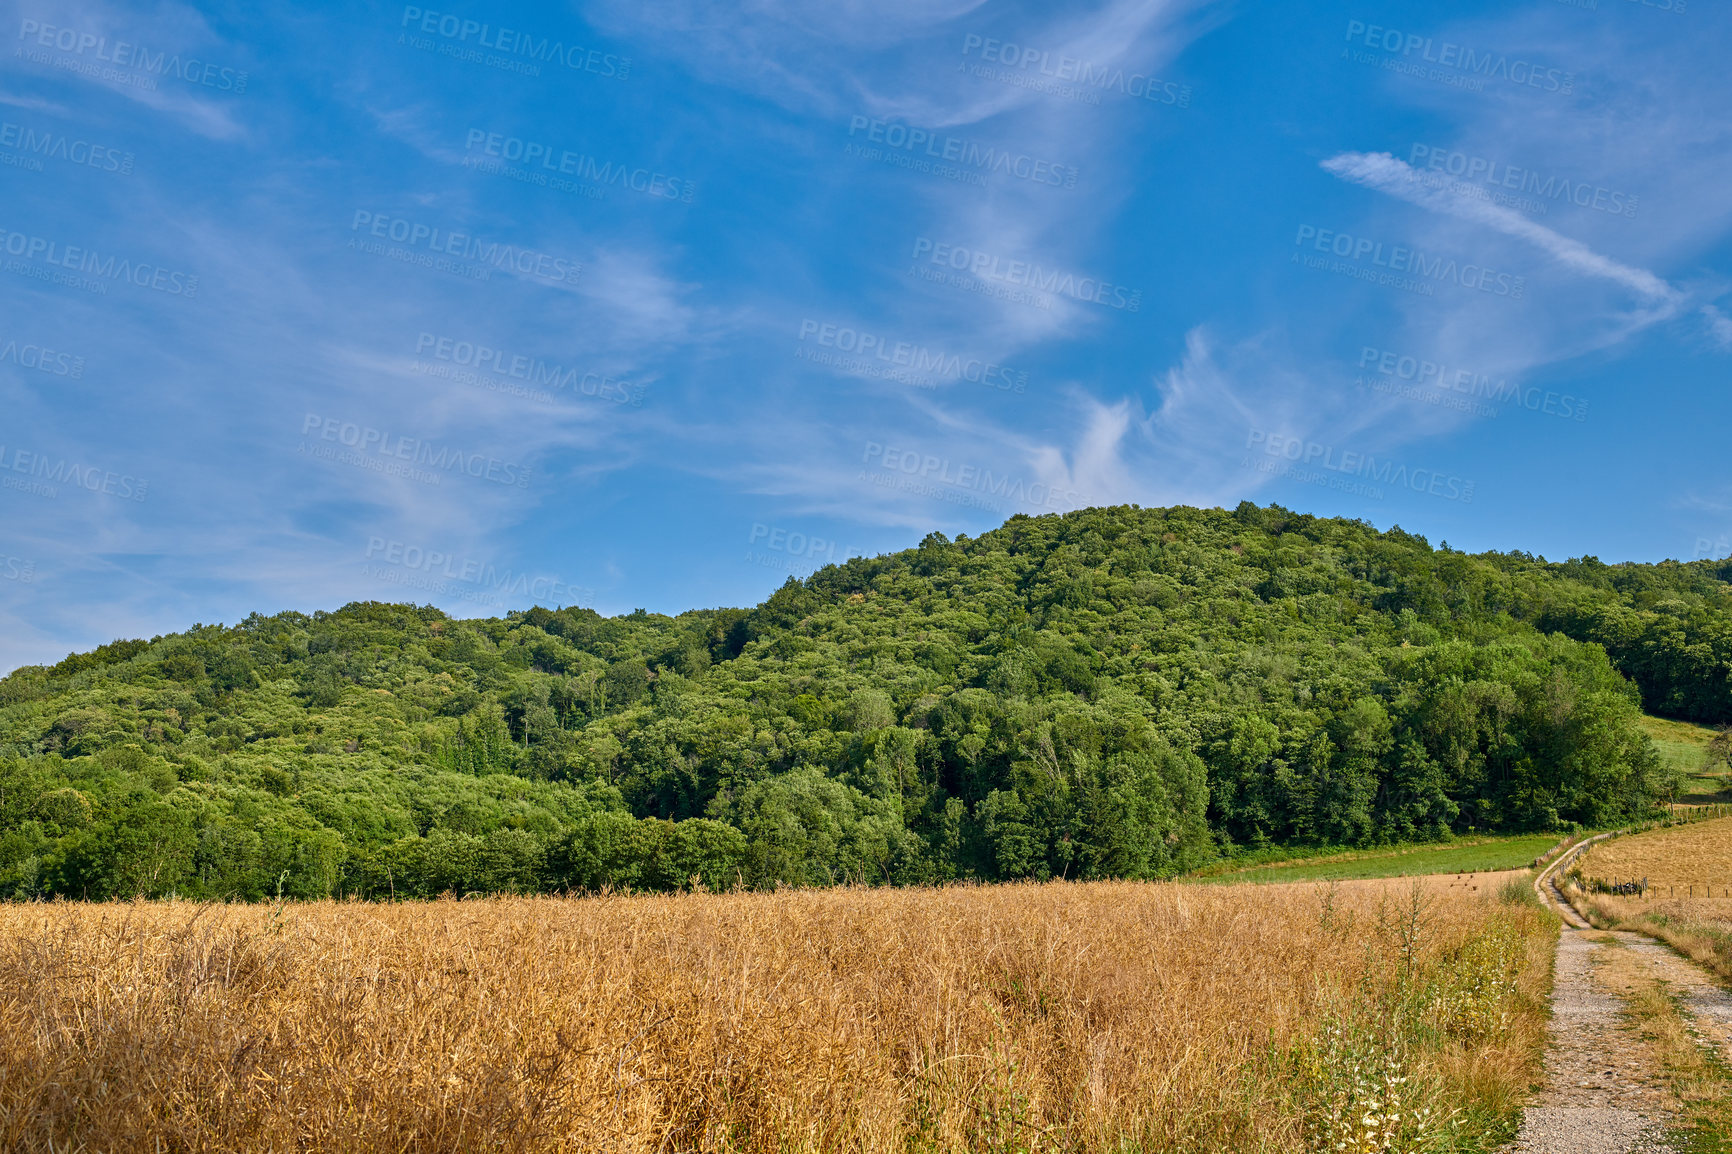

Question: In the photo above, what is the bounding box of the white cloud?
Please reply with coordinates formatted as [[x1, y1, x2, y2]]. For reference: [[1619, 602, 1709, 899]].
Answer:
[[1701, 305, 1732, 350], [588, 0, 1216, 124], [1320, 151, 1681, 304], [0, 0, 251, 138]]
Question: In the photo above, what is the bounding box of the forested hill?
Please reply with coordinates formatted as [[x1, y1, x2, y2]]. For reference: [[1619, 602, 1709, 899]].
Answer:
[[3, 502, 1729, 901]]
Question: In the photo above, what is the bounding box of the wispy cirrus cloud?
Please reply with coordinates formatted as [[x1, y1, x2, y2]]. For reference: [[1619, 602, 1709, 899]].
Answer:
[[588, 0, 1216, 125], [1320, 151, 1681, 304]]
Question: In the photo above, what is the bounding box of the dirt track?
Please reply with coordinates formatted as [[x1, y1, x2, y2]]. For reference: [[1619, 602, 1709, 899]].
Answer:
[[1502, 835, 1732, 1153]]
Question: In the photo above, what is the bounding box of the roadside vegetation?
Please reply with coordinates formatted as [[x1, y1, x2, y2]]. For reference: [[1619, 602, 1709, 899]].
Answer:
[[1580, 933, 1732, 1154]]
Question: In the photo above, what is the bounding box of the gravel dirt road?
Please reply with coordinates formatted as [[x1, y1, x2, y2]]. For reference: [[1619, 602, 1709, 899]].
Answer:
[[1499, 834, 1732, 1153]]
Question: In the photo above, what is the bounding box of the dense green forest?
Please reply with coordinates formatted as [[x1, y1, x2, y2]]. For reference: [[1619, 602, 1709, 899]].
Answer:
[[3, 502, 1728, 901]]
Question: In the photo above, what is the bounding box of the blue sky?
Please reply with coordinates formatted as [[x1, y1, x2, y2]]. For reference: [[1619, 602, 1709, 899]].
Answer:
[[2, 0, 1730, 672]]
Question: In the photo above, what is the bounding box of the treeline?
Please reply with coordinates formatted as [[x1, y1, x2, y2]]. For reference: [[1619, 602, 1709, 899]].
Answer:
[[1, 502, 1722, 901]]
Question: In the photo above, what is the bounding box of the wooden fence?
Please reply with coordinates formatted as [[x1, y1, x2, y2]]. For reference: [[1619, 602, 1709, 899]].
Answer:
[[1588, 877, 1730, 899]]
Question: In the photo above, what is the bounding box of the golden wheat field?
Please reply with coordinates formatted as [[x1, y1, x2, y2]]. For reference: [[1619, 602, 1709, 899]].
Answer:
[[1574, 889, 1732, 944], [0, 876, 1552, 1154], [1570, 820, 1732, 981], [1578, 816, 1732, 895]]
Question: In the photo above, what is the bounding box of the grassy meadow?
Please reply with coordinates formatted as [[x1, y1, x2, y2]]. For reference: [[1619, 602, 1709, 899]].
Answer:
[[1638, 713, 1728, 803], [1187, 833, 1564, 886], [0, 877, 1554, 1153]]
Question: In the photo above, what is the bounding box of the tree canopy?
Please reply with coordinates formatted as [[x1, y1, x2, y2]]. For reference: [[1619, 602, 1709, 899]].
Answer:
[[4, 501, 1721, 901]]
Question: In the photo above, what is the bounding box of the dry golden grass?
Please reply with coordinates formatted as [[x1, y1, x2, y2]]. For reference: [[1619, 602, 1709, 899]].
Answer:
[[0, 876, 1553, 1153], [1578, 816, 1732, 894], [1569, 890, 1732, 985], [1579, 893, 1732, 936], [1569, 821, 1732, 983]]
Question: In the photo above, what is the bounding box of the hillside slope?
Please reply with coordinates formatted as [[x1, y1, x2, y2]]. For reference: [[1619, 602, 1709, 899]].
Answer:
[[3, 501, 1725, 900]]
